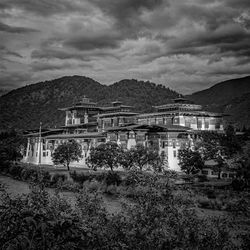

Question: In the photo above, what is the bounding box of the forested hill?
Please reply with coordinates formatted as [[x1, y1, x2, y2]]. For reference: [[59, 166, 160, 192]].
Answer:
[[0, 76, 179, 130], [187, 75, 250, 129]]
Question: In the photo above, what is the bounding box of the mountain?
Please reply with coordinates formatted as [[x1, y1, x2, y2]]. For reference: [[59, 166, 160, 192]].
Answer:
[[0, 76, 179, 130], [187, 76, 250, 128]]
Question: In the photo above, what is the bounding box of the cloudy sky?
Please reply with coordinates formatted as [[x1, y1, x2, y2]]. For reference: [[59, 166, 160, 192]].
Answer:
[[0, 0, 250, 94]]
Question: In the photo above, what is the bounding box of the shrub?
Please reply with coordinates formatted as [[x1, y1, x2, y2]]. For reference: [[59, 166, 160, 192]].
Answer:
[[70, 171, 90, 184], [39, 170, 52, 186], [60, 180, 81, 192], [51, 173, 67, 187], [83, 180, 100, 193], [93, 172, 107, 182], [21, 167, 37, 181], [105, 184, 118, 195], [231, 178, 245, 191], [8, 164, 23, 179], [197, 197, 211, 208], [0, 161, 11, 174], [123, 170, 154, 186], [163, 169, 178, 179], [105, 171, 122, 186]]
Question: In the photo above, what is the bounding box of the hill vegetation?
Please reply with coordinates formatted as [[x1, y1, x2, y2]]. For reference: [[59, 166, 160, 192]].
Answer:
[[187, 76, 250, 128], [0, 76, 178, 130]]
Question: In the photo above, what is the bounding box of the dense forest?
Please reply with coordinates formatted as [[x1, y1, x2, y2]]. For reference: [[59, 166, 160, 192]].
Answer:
[[0, 76, 179, 130], [1, 75, 250, 130]]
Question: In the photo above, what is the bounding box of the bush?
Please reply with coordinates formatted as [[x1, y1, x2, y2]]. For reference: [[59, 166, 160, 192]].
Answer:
[[70, 171, 90, 184], [123, 170, 154, 186], [105, 171, 122, 186], [60, 180, 81, 192], [93, 172, 107, 182], [0, 161, 11, 174], [83, 180, 100, 193], [105, 184, 118, 195], [39, 170, 52, 186], [51, 173, 67, 187], [232, 178, 245, 191], [21, 167, 38, 181], [8, 164, 23, 179]]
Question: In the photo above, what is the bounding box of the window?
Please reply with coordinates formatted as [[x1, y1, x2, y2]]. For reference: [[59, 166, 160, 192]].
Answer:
[[222, 173, 227, 178], [43, 152, 46, 157], [173, 150, 176, 158]]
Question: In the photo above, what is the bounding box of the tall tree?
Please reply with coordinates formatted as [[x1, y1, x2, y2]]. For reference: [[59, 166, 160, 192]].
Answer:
[[52, 140, 82, 171], [195, 128, 243, 179], [119, 144, 160, 171], [0, 130, 26, 163], [87, 142, 122, 172], [178, 148, 204, 175]]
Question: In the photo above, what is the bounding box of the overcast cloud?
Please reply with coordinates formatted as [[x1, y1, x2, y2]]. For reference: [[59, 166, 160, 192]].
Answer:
[[0, 0, 249, 94]]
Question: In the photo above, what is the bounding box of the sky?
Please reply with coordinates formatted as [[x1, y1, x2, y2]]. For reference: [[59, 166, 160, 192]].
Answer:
[[0, 0, 250, 94]]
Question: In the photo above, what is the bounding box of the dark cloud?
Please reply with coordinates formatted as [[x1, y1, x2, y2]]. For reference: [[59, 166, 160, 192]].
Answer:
[[0, 0, 90, 17], [31, 61, 71, 71], [0, 45, 23, 58], [31, 49, 87, 60], [0, 22, 38, 33], [64, 33, 123, 51], [0, 0, 250, 94]]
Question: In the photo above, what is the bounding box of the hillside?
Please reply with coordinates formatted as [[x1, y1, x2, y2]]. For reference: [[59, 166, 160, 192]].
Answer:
[[0, 76, 179, 130], [187, 75, 250, 128]]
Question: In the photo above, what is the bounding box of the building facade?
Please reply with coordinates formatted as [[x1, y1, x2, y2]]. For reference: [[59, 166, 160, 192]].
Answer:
[[23, 96, 224, 171]]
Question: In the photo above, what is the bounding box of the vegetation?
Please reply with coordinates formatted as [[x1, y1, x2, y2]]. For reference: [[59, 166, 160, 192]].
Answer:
[[119, 144, 161, 171], [0, 76, 179, 130], [87, 142, 122, 172], [1, 172, 247, 250], [188, 75, 250, 129], [52, 140, 82, 171], [178, 148, 204, 175], [0, 130, 26, 163]]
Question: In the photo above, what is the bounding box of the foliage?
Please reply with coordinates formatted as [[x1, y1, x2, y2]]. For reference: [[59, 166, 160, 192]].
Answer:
[[195, 128, 243, 179], [87, 142, 122, 172], [104, 171, 122, 186], [51, 173, 68, 187], [52, 140, 82, 171], [70, 170, 91, 184], [233, 143, 250, 186], [178, 148, 204, 175], [120, 144, 161, 171], [0, 130, 26, 162], [0, 171, 246, 249], [0, 76, 180, 130]]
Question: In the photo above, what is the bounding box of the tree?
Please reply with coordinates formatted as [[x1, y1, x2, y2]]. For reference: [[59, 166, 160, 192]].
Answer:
[[52, 140, 82, 171], [0, 130, 26, 163], [232, 143, 250, 186], [195, 129, 243, 179], [87, 142, 122, 172], [119, 144, 161, 171], [178, 148, 204, 175]]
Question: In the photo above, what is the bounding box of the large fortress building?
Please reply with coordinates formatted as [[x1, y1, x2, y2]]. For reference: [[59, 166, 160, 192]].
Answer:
[[23, 97, 224, 171]]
